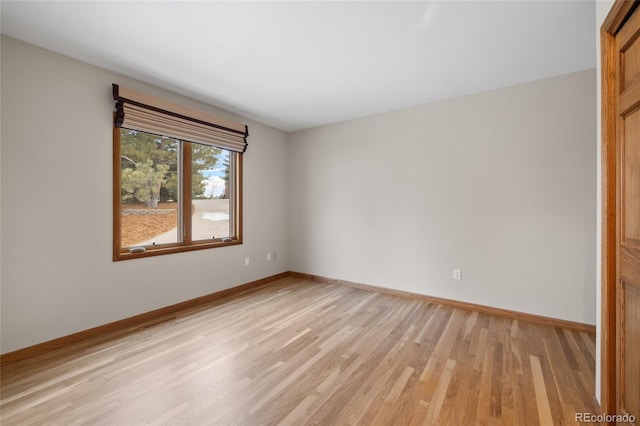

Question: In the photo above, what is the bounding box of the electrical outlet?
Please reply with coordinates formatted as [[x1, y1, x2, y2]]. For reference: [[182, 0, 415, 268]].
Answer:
[[245, 257, 250, 267], [453, 269, 462, 280], [267, 252, 272, 262]]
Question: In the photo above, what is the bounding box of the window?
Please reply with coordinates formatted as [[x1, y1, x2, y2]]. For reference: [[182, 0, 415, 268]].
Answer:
[[112, 85, 247, 260]]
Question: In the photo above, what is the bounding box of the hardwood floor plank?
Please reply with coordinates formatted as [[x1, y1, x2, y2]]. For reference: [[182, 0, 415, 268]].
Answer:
[[386, 366, 416, 404], [424, 358, 456, 425], [530, 355, 554, 426], [0, 277, 597, 425], [489, 342, 503, 419], [419, 308, 465, 383], [475, 341, 495, 423]]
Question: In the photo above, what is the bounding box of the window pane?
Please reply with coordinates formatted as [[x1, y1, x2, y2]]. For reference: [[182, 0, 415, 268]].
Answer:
[[120, 129, 180, 248], [192, 145, 231, 240]]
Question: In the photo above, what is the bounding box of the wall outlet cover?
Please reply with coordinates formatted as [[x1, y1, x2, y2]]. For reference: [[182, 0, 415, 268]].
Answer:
[[453, 269, 462, 280]]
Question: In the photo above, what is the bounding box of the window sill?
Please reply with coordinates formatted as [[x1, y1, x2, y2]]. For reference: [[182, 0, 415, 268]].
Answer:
[[113, 238, 242, 261]]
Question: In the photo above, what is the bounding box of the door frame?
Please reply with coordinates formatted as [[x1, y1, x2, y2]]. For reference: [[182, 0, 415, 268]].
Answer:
[[601, 0, 637, 416]]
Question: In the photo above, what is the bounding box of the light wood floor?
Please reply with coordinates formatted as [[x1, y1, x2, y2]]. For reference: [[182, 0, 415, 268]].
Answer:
[[0, 276, 598, 425]]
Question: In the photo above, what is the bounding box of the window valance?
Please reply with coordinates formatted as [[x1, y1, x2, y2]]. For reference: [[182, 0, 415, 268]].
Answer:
[[113, 84, 248, 153]]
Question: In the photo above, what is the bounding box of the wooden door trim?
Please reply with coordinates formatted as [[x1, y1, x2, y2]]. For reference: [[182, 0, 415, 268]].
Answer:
[[601, 0, 637, 416]]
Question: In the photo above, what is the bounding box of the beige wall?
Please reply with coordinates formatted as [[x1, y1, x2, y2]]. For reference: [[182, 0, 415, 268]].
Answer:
[[289, 69, 597, 325], [0, 36, 289, 353], [0, 33, 599, 358]]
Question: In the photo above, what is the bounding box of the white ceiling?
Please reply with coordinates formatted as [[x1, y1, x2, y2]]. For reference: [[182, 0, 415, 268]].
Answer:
[[1, 1, 596, 132]]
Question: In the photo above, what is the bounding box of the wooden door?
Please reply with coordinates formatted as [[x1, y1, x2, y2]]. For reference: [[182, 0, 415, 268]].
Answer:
[[605, 2, 640, 422], [617, 10, 640, 419]]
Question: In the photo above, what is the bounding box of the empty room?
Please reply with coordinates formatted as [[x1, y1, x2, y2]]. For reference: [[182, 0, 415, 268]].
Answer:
[[1, 1, 638, 425]]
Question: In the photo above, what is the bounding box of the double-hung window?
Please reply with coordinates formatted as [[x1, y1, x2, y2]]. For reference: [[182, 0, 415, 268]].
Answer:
[[112, 84, 248, 260]]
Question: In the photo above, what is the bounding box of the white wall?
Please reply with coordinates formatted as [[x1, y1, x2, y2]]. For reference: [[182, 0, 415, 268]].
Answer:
[[595, 0, 615, 405], [289, 69, 597, 325], [0, 36, 289, 354]]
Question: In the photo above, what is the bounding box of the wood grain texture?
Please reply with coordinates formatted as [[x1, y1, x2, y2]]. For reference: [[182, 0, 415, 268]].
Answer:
[[602, 0, 636, 38], [622, 283, 640, 419], [615, 3, 640, 421], [1, 276, 597, 425], [0, 272, 289, 367], [290, 272, 596, 333], [622, 103, 640, 246], [623, 29, 640, 90], [601, 4, 622, 414]]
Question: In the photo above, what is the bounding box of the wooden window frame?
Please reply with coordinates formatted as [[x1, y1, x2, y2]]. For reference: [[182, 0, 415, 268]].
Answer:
[[113, 127, 243, 261]]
